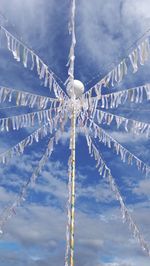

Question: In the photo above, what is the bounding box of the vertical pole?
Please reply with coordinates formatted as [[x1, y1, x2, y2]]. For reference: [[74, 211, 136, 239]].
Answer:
[[70, 104, 76, 266]]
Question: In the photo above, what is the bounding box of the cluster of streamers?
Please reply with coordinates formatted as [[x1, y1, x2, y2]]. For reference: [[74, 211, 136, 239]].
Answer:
[[0, 26, 67, 100], [77, 114, 150, 177], [0, 124, 52, 164], [84, 131, 150, 256], [99, 83, 150, 109], [0, 104, 68, 234], [80, 83, 150, 117], [0, 130, 61, 234], [0, 109, 66, 164], [0, 105, 64, 132], [84, 37, 150, 99], [0, 85, 61, 109], [65, 155, 72, 266], [65, 0, 76, 96], [95, 110, 150, 138]]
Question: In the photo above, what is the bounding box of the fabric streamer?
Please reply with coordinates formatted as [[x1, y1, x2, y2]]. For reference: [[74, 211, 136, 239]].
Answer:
[[129, 48, 138, 73], [138, 38, 150, 66]]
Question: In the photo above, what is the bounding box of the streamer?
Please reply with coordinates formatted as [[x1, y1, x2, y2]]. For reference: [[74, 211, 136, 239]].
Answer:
[[129, 48, 138, 73]]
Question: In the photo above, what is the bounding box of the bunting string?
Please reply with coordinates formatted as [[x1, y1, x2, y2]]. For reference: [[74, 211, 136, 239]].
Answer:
[[0, 124, 52, 164], [82, 83, 150, 112], [0, 109, 65, 164], [77, 114, 150, 177], [95, 109, 150, 138], [0, 25, 67, 100], [0, 85, 61, 109], [84, 132, 150, 256], [0, 131, 60, 234], [0, 109, 69, 234], [0, 104, 64, 132], [84, 37, 150, 98], [99, 83, 150, 109], [90, 119, 150, 176]]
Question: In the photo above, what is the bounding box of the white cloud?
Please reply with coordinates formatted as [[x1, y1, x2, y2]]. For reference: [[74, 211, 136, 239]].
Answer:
[[77, 180, 115, 204], [76, 0, 150, 89], [0, 0, 56, 44], [123, 0, 150, 28], [133, 179, 150, 198], [109, 131, 146, 144], [0, 184, 150, 265]]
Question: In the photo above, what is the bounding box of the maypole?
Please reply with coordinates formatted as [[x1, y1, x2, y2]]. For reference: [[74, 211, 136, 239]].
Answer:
[[0, 0, 150, 262], [65, 0, 77, 265], [66, 80, 84, 266], [69, 102, 76, 266], [65, 1, 85, 265]]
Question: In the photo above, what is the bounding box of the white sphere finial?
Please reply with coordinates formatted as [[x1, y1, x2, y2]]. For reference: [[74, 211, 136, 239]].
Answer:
[[67, 80, 84, 98]]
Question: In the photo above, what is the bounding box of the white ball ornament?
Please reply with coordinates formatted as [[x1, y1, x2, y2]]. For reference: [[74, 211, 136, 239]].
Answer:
[[67, 80, 84, 98]]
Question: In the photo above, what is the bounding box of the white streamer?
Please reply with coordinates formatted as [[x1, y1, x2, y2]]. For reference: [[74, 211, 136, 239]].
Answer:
[[129, 48, 138, 73]]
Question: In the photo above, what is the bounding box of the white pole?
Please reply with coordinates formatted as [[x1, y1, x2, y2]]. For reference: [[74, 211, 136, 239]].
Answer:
[[70, 103, 76, 266]]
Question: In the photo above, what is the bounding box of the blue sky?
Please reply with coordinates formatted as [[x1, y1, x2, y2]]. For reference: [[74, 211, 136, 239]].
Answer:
[[0, 0, 150, 265]]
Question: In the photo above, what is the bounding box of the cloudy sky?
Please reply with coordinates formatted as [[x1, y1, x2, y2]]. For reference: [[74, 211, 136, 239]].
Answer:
[[0, 0, 150, 265]]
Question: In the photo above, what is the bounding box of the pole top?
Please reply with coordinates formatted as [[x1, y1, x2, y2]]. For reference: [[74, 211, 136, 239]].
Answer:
[[67, 79, 84, 99]]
